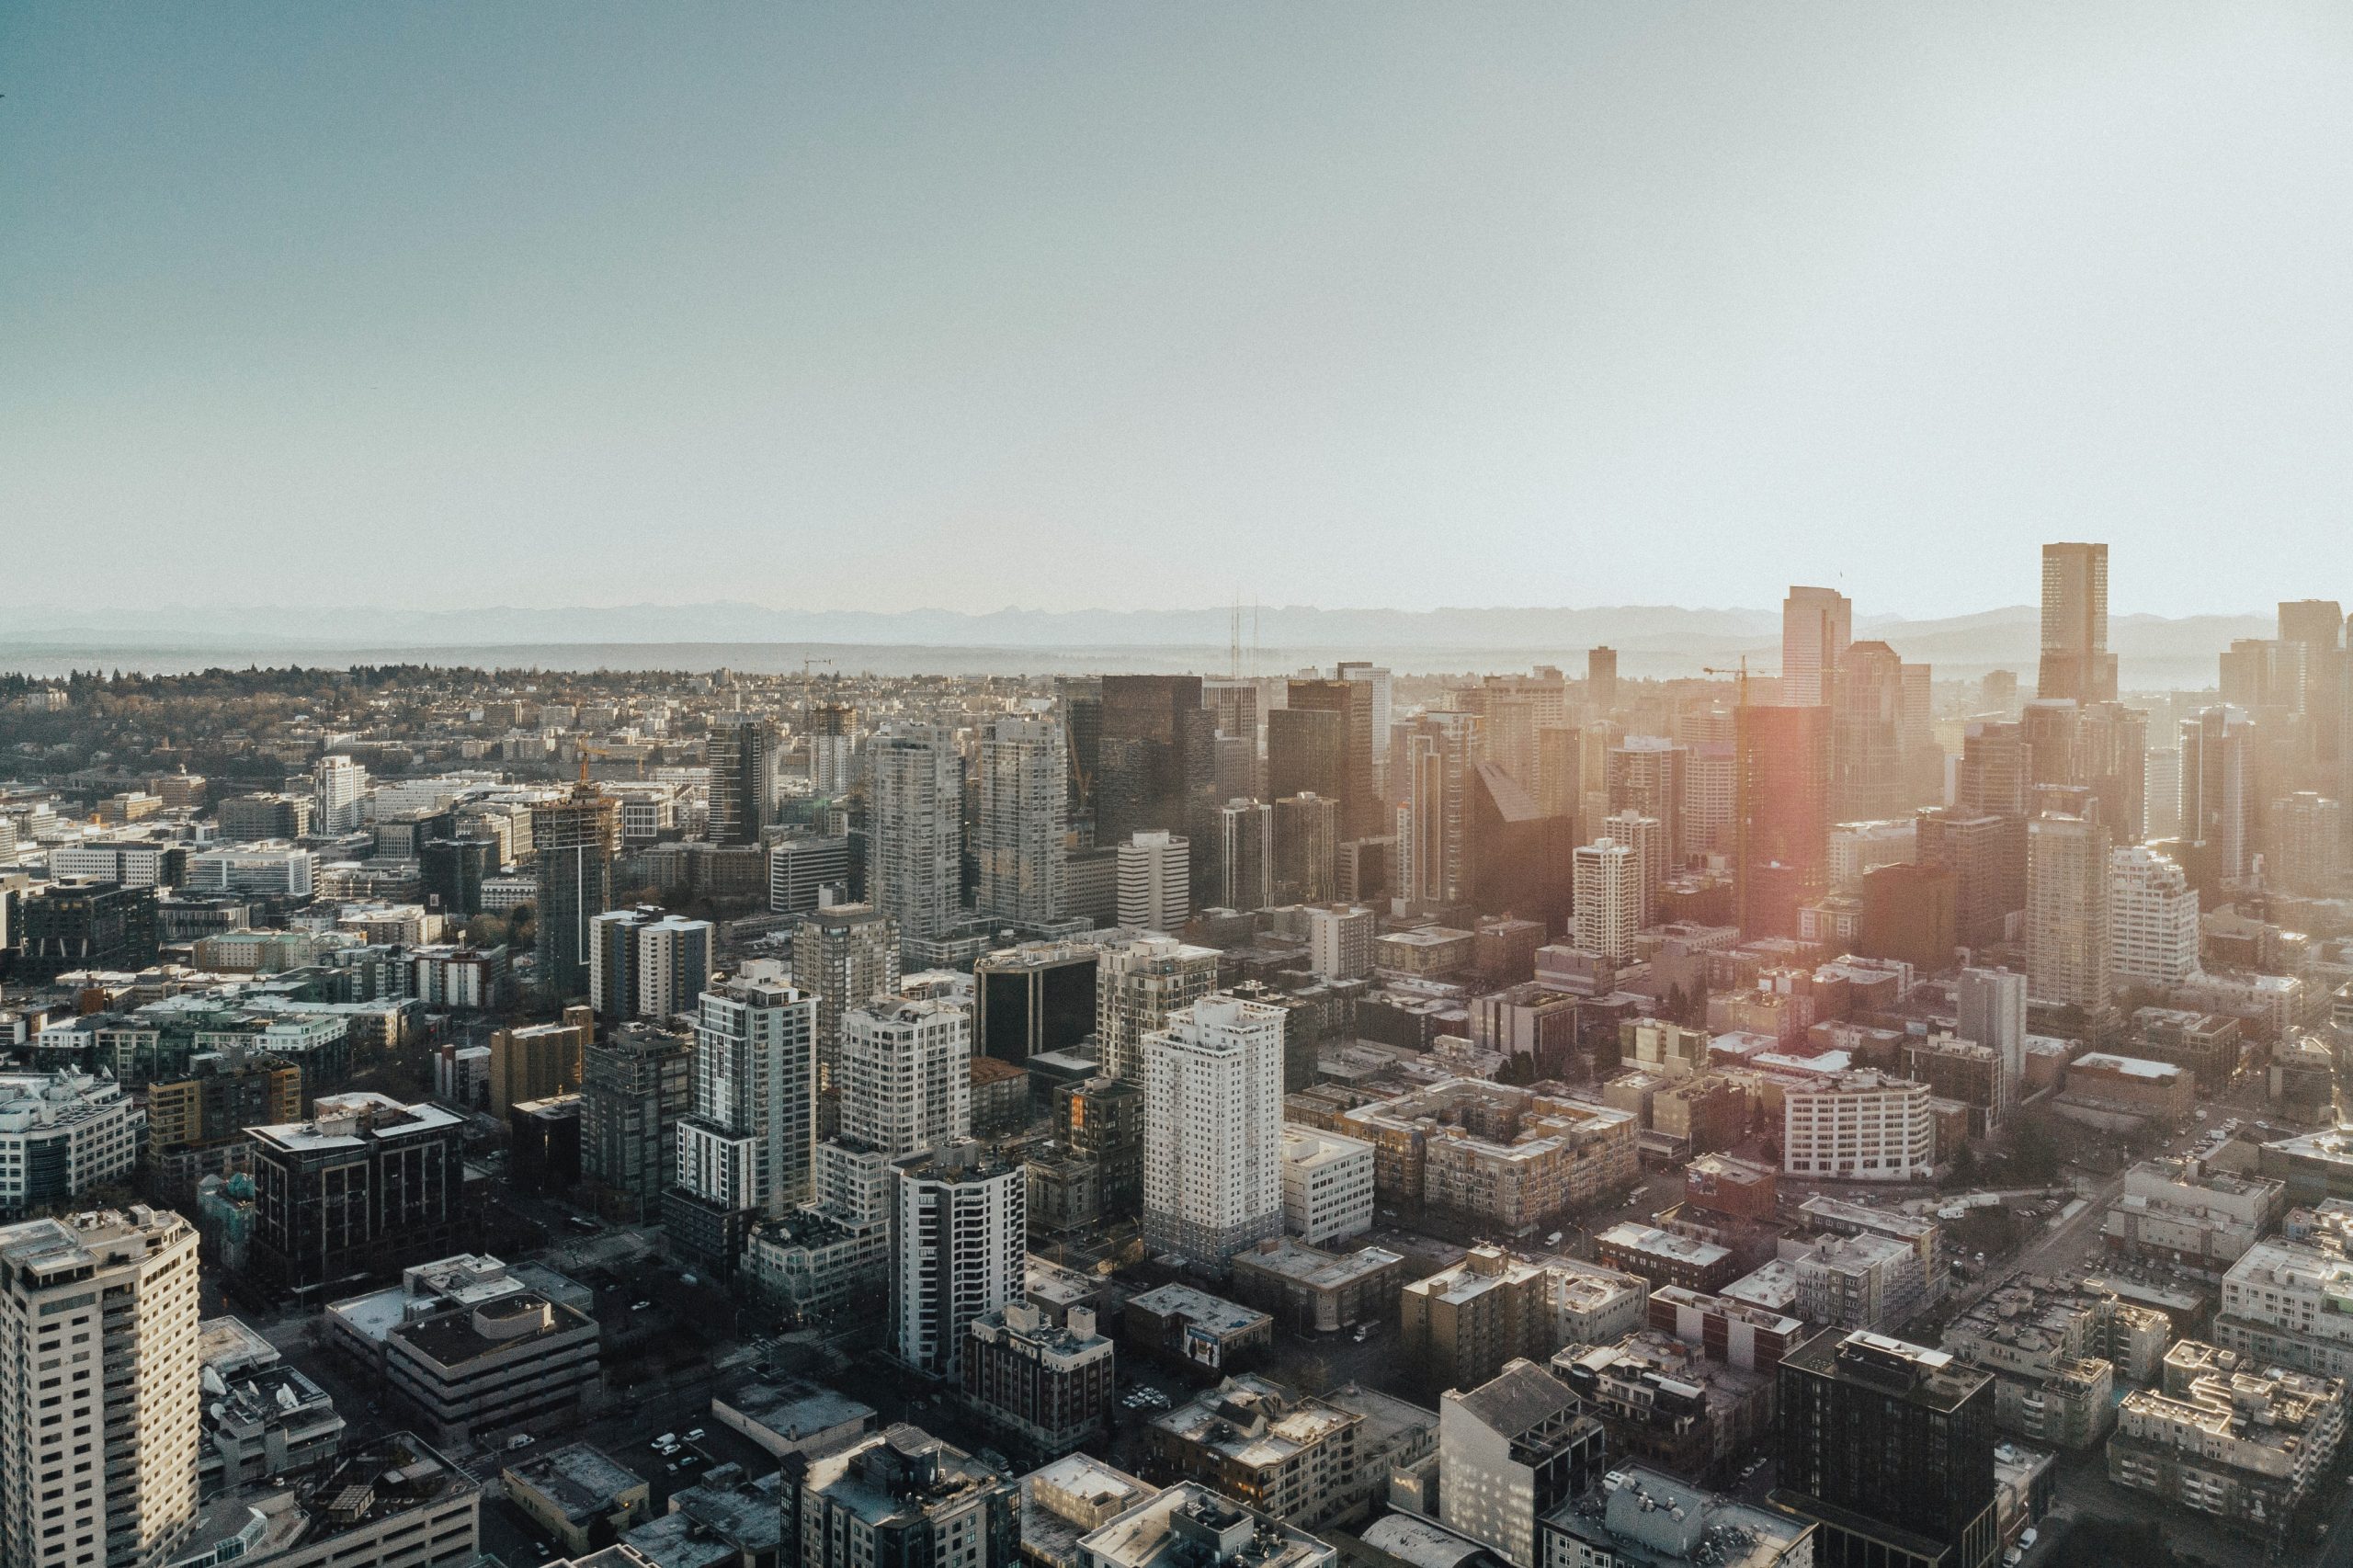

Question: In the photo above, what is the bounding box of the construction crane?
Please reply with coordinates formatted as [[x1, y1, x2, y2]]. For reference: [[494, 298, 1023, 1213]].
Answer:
[[574, 743, 644, 788], [800, 655, 836, 728]]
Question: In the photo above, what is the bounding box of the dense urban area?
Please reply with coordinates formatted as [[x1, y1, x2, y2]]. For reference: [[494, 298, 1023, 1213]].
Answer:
[[7, 544, 2353, 1568]]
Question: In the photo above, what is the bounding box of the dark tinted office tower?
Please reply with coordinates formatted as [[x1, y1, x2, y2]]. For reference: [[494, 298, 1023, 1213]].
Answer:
[[973, 942, 1098, 1065], [2018, 700, 2081, 792], [2038, 541, 2117, 703], [1465, 762, 1575, 934], [1272, 792, 1340, 904], [1289, 678, 1377, 837], [421, 836, 495, 919], [1775, 1330, 1999, 1568], [1097, 675, 1209, 844], [1917, 811, 2026, 950], [1218, 800, 1273, 912], [1832, 642, 1905, 823], [247, 1094, 467, 1303], [1735, 704, 1830, 939], [533, 783, 620, 1000], [581, 1022, 694, 1222], [1060, 680, 1102, 820], [1267, 707, 1347, 804], [2077, 702, 2149, 844], [707, 714, 772, 846], [1588, 646, 1618, 711], [1537, 725, 1583, 824], [17, 881, 160, 980], [2280, 599, 2345, 771]]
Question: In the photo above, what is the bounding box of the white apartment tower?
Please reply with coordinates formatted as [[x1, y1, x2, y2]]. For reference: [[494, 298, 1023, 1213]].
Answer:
[[1573, 839, 1642, 963], [866, 722, 964, 945], [839, 997, 972, 1157], [677, 976, 819, 1218], [791, 904, 901, 1086], [1118, 830, 1191, 932], [1781, 1071, 1934, 1181], [1781, 587, 1854, 708], [2028, 812, 2114, 1011], [1094, 935, 1221, 1083], [1305, 903, 1376, 981], [312, 753, 368, 834], [2110, 844, 2202, 987], [1956, 966, 2028, 1109], [1601, 810, 1665, 926], [0, 1207, 202, 1568], [974, 714, 1068, 924], [892, 1142, 1025, 1379], [1142, 994, 1286, 1273]]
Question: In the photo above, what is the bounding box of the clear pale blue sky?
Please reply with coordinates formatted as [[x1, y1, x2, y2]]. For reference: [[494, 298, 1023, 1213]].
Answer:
[[6, 5, 2351, 618]]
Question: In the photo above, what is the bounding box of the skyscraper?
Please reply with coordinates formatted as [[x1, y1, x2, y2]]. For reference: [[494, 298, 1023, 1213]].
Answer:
[[1736, 703, 1831, 939], [2271, 791, 2346, 895], [974, 714, 1069, 924], [1955, 967, 2026, 1109], [1117, 830, 1191, 931], [670, 974, 818, 1268], [1606, 736, 1687, 866], [1587, 646, 1619, 712], [972, 940, 1097, 1065], [1465, 763, 1576, 934], [313, 752, 368, 834], [1097, 674, 1212, 845], [840, 997, 972, 1157], [0, 1207, 202, 1568], [706, 713, 772, 846], [1095, 935, 1221, 1083], [2109, 844, 2201, 986], [1572, 838, 1641, 963], [1780, 586, 1853, 707], [2281, 600, 2346, 771], [792, 904, 901, 1086], [1290, 676, 1379, 838], [806, 701, 859, 796], [533, 781, 621, 1000], [1271, 791, 1341, 904], [1267, 706, 1347, 804], [1832, 640, 1906, 822], [1599, 810, 1665, 928], [582, 1021, 693, 1222], [588, 906, 714, 1021], [1774, 1330, 1999, 1568], [2038, 541, 2117, 704], [1336, 661, 1395, 795], [2027, 812, 2112, 1013], [1395, 709, 1484, 908], [867, 722, 964, 945], [1218, 799, 1272, 912], [1141, 994, 1285, 1274], [892, 1142, 1025, 1379], [2179, 705, 2254, 880]]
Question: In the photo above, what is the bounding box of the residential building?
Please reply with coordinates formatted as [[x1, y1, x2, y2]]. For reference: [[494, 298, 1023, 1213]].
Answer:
[[841, 997, 972, 1156], [1401, 1247, 1646, 1395], [869, 722, 965, 946], [1118, 831, 1192, 932], [964, 1303, 1114, 1460], [0, 1068, 147, 1217], [1438, 1359, 1607, 1568], [2109, 1338, 2347, 1536], [1539, 1465, 1814, 1568], [313, 754, 368, 834], [793, 903, 902, 1084], [1095, 936, 1220, 1084], [580, 1022, 692, 1222], [1550, 1335, 1776, 1486], [670, 975, 818, 1268], [894, 1142, 1026, 1379], [488, 1010, 590, 1114], [533, 782, 621, 1000], [1779, 1071, 1933, 1182], [2026, 811, 2112, 1013], [791, 1425, 1020, 1568], [1060, 1074, 1146, 1220], [2178, 705, 2254, 881], [0, 1207, 202, 1568], [144, 1048, 302, 1205], [1735, 704, 1831, 940], [1073, 1483, 1333, 1568], [1339, 1080, 1639, 1226], [587, 907, 713, 1021], [1272, 793, 1341, 905], [1571, 839, 1641, 963], [978, 716, 1071, 925], [1395, 710, 1485, 908], [1955, 967, 2027, 1109], [246, 1093, 466, 1303], [1279, 1129, 1374, 1245], [1219, 800, 1274, 913], [705, 714, 771, 846], [1646, 1287, 1808, 1373], [1142, 994, 1285, 1273], [1145, 1374, 1370, 1531]]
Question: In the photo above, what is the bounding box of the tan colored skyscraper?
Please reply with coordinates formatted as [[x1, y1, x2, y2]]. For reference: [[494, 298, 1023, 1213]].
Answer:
[[0, 1207, 202, 1568], [2039, 542, 2118, 703], [1781, 585, 1853, 708], [2028, 811, 2113, 1012]]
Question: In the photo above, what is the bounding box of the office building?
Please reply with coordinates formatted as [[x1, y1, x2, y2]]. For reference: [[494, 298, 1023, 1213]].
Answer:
[[2179, 705, 2254, 880], [145, 1049, 302, 1204], [218, 791, 313, 841], [1916, 810, 2024, 951], [1781, 586, 1853, 708], [893, 1142, 1026, 1379], [1141, 994, 1285, 1273], [1227, 1237, 1408, 1336], [2039, 541, 2118, 704], [0, 1207, 201, 1568], [963, 1302, 1115, 1460], [1099, 674, 1214, 846], [841, 997, 972, 1157], [2101, 1157, 2284, 1272], [186, 842, 316, 899], [769, 833, 855, 916], [1289, 676, 1378, 839], [313, 753, 369, 834], [706, 713, 772, 846], [1118, 830, 1192, 931], [671, 975, 819, 1267], [1466, 764, 1577, 934], [0, 1068, 146, 1218], [14, 880, 159, 980], [973, 940, 1097, 1065], [246, 1093, 467, 1302], [2271, 790, 2345, 894], [1438, 1358, 1606, 1568], [1572, 839, 1641, 963], [587, 906, 713, 1021], [1586, 645, 1619, 711], [2109, 845, 2201, 986], [1858, 861, 1956, 974], [1774, 1330, 1999, 1568], [1219, 800, 1273, 913], [2027, 812, 2112, 1012], [869, 722, 965, 946], [580, 1022, 692, 1222], [978, 715, 1070, 925], [1540, 1466, 1814, 1568], [1271, 792, 1340, 904], [533, 782, 621, 1001], [1336, 661, 1396, 794], [380, 1270, 601, 1445], [420, 835, 496, 919], [1095, 935, 1220, 1083], [1267, 708, 1347, 809], [1395, 710, 1484, 908], [1736, 703, 1831, 939], [790, 1425, 1018, 1568]]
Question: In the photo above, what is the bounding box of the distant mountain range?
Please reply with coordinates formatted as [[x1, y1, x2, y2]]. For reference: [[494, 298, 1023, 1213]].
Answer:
[[0, 601, 2271, 684]]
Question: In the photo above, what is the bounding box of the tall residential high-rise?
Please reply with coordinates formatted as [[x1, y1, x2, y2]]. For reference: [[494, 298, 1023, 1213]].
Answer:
[[1606, 737, 1687, 867], [581, 1021, 694, 1222], [2143, 746, 2183, 840], [807, 701, 859, 796], [1218, 799, 1273, 913], [1305, 903, 1376, 981], [1117, 829, 1191, 931], [1955, 967, 2027, 1109], [2109, 844, 2201, 987], [840, 997, 972, 1157], [1272, 791, 1341, 904], [1600, 810, 1665, 927], [0, 1207, 203, 1568], [312, 753, 368, 833], [1780, 586, 1853, 707], [1095, 935, 1221, 1083], [673, 975, 819, 1247], [2038, 541, 2117, 703], [1572, 838, 1642, 963], [2271, 791, 2346, 895], [1290, 677, 1379, 838], [1587, 646, 1619, 712], [706, 713, 772, 846], [1736, 703, 1831, 939], [588, 906, 713, 1021], [792, 904, 902, 1081], [1141, 994, 1286, 1274], [533, 781, 621, 1000], [1395, 709, 1484, 908], [2179, 706, 2254, 880], [1774, 1330, 1999, 1568], [1336, 661, 1395, 795], [974, 714, 1069, 924], [892, 1142, 1025, 1379], [2027, 812, 2112, 1013], [867, 722, 964, 945]]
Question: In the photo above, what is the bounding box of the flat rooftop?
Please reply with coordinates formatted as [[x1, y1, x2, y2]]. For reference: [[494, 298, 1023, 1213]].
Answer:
[[1128, 1284, 1271, 1337]]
